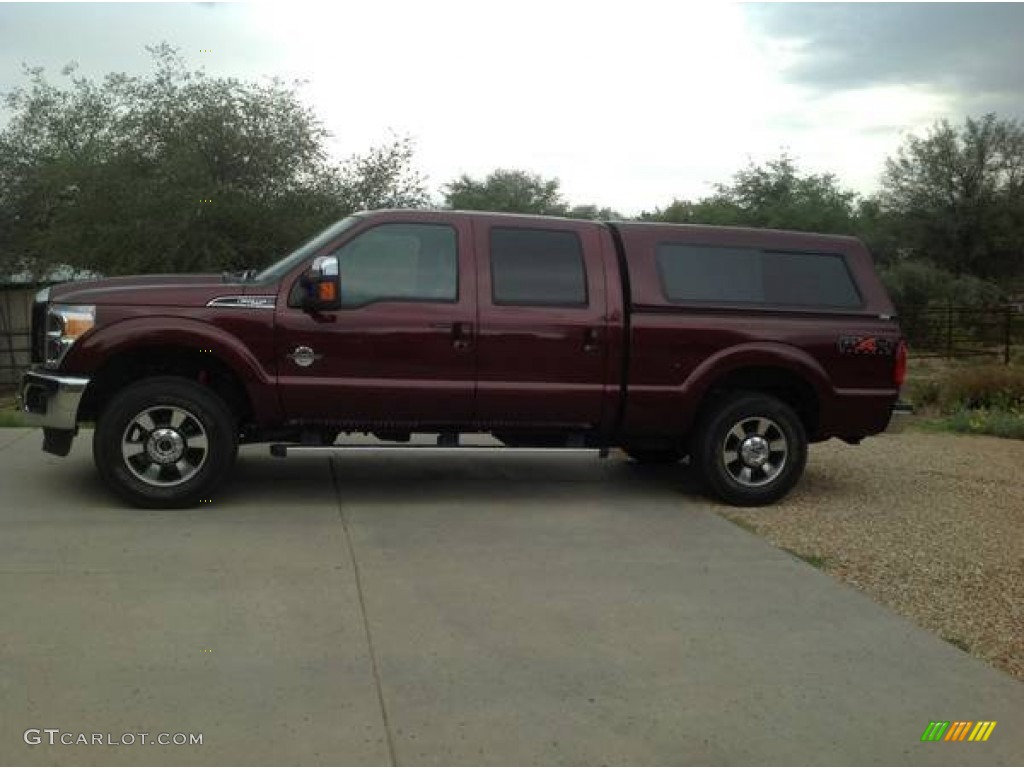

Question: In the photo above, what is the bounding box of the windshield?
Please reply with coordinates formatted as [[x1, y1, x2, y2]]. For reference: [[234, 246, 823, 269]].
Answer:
[[253, 215, 362, 283]]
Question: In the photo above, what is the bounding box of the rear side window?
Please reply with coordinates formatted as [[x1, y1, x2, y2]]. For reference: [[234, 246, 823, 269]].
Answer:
[[331, 223, 458, 307], [655, 244, 861, 308], [490, 227, 587, 306]]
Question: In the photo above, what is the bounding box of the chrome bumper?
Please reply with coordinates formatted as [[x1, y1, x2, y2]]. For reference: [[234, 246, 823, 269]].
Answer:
[[18, 369, 90, 430], [886, 401, 914, 434]]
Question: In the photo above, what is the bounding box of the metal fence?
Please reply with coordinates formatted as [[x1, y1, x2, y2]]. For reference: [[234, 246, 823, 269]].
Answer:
[[0, 330, 30, 387], [899, 304, 1024, 363], [0, 287, 33, 387]]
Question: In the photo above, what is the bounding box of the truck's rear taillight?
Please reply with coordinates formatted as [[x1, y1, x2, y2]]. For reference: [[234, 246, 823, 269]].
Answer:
[[893, 339, 908, 387]]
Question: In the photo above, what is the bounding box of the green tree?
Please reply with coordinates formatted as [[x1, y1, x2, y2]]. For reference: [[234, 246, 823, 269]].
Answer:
[[442, 169, 568, 215], [879, 113, 1024, 279], [643, 154, 859, 234], [565, 204, 624, 220], [639, 197, 745, 226], [723, 155, 858, 232], [852, 197, 906, 268], [0, 45, 427, 277], [333, 134, 428, 213]]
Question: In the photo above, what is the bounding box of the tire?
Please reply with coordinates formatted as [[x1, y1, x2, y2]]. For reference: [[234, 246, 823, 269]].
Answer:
[[623, 447, 686, 465], [93, 376, 238, 508], [694, 391, 807, 507]]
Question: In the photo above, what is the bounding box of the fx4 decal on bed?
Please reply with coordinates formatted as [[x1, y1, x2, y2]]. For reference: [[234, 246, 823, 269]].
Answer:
[[837, 335, 896, 356]]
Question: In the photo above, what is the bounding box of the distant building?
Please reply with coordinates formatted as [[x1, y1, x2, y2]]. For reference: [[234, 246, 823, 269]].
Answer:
[[0, 265, 103, 386]]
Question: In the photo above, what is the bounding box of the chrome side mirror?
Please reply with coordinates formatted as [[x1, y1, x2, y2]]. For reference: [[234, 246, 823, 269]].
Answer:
[[301, 255, 342, 311]]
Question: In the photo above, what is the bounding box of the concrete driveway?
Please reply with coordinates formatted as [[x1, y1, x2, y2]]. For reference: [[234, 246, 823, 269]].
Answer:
[[0, 427, 1021, 765]]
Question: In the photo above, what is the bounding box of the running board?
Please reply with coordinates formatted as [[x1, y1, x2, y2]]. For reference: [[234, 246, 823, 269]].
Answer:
[[270, 443, 610, 458]]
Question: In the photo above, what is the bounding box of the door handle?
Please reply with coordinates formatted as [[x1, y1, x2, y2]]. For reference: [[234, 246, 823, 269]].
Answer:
[[452, 321, 473, 349], [583, 327, 601, 353], [437, 321, 473, 349]]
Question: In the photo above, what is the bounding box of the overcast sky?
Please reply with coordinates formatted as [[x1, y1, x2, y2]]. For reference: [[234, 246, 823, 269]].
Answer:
[[1, 1, 1022, 214]]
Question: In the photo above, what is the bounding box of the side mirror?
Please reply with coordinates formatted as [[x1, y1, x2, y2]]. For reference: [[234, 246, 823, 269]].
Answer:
[[301, 255, 342, 312]]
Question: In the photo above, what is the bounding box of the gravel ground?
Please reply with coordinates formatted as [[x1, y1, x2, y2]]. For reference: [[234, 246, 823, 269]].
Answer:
[[714, 428, 1024, 681]]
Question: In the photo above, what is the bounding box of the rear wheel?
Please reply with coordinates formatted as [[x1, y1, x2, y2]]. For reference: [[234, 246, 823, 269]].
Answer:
[[694, 392, 807, 506], [93, 376, 238, 508]]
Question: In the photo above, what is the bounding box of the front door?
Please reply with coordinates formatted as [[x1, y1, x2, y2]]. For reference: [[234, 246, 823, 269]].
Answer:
[[275, 218, 476, 428]]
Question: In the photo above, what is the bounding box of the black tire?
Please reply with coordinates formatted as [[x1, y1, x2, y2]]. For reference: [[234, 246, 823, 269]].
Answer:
[[623, 447, 686, 465], [694, 391, 807, 507], [93, 376, 238, 508]]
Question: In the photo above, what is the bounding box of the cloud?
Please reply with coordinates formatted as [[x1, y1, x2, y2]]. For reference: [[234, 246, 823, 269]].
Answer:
[[4, 2, 1008, 209], [0, 3, 275, 94], [747, 3, 1024, 117]]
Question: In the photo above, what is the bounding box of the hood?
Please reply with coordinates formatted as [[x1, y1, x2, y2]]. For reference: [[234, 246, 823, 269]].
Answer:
[[46, 273, 270, 307]]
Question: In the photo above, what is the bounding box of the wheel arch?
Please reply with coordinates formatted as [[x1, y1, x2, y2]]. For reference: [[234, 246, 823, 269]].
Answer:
[[79, 344, 254, 428], [679, 344, 832, 441], [67, 317, 281, 430], [694, 366, 822, 441]]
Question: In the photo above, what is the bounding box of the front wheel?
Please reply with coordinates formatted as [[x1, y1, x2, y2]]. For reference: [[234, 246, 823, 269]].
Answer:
[[93, 377, 238, 508], [694, 392, 807, 507]]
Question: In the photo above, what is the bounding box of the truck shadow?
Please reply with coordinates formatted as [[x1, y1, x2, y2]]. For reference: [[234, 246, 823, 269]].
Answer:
[[226, 451, 706, 508], [49, 450, 705, 513], [53, 451, 338, 515]]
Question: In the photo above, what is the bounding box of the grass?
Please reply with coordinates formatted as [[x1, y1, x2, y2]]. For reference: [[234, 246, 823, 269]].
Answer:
[[781, 547, 828, 570], [723, 519, 830, 569], [0, 410, 27, 428], [0, 391, 26, 427], [942, 634, 972, 653], [918, 408, 1024, 440], [724, 516, 761, 535]]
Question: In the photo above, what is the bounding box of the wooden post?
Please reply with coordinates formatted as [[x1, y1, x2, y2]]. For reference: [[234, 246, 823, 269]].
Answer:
[[1005, 306, 1013, 366], [946, 302, 954, 359]]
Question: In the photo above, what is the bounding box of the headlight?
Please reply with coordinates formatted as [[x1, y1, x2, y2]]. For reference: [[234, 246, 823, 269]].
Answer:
[[45, 304, 96, 368]]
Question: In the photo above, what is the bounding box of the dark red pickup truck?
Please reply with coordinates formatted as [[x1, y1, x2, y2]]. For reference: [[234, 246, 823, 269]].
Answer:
[[19, 209, 907, 508]]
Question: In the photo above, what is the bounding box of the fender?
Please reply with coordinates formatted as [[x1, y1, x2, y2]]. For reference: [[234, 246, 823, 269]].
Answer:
[[62, 315, 282, 424], [672, 341, 835, 434]]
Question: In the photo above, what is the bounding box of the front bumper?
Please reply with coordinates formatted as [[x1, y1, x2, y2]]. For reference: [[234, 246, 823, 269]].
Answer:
[[18, 369, 90, 431]]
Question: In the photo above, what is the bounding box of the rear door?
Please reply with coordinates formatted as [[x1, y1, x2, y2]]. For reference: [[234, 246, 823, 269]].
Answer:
[[473, 219, 610, 430]]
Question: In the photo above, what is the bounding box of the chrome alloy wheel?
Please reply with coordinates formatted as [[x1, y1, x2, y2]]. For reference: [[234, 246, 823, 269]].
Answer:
[[121, 406, 209, 487], [721, 416, 788, 487]]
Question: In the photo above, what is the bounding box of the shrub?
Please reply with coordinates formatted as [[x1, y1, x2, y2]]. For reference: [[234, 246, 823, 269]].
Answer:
[[938, 365, 1024, 412], [906, 378, 942, 409], [942, 408, 1024, 440], [879, 260, 1004, 323]]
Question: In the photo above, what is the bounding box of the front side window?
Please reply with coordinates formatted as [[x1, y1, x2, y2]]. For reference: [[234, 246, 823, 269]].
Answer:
[[490, 227, 587, 306], [655, 243, 862, 309], [327, 223, 458, 308]]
